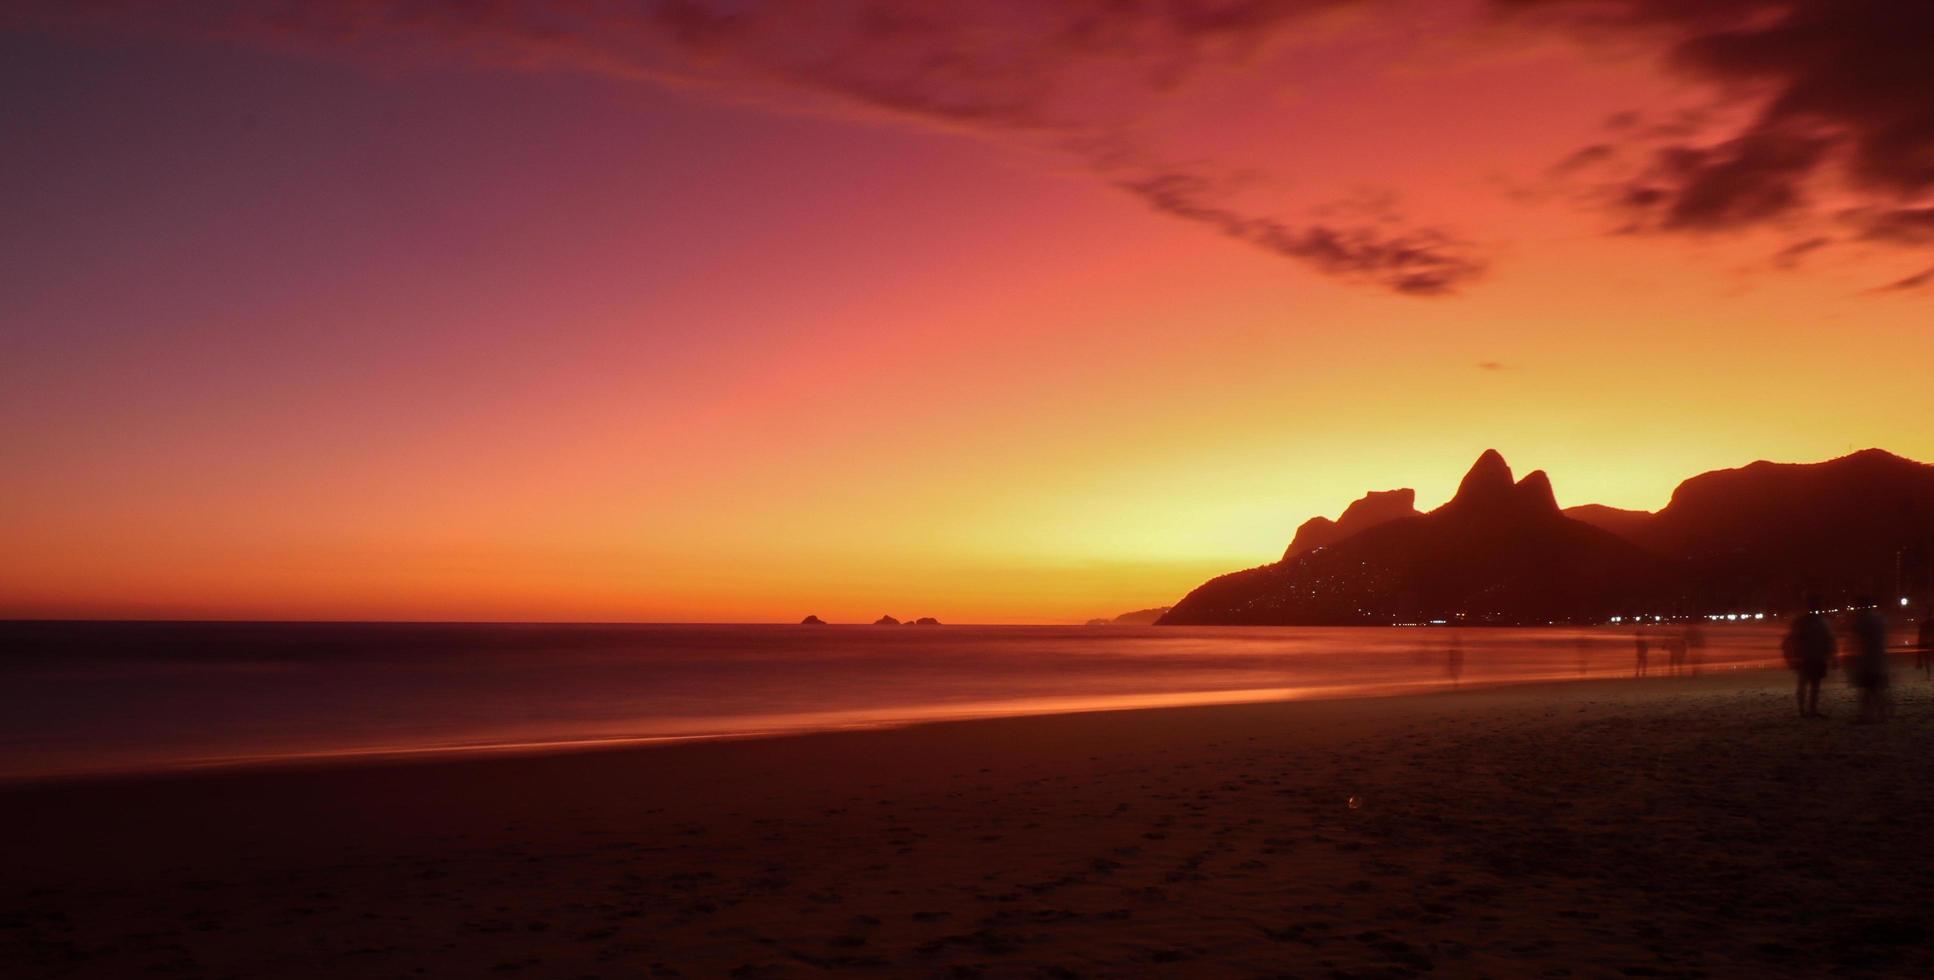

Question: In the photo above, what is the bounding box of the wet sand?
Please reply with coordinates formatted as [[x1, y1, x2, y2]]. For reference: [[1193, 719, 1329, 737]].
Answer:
[[5, 667, 1933, 978]]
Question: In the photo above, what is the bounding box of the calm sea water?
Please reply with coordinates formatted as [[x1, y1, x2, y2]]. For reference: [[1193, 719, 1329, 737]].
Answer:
[[0, 621, 1791, 780]]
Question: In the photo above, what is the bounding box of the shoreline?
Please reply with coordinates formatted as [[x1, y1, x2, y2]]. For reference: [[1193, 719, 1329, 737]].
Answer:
[[0, 663, 1781, 788]]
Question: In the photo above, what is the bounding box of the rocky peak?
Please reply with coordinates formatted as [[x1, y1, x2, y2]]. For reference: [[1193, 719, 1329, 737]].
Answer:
[[1339, 488, 1417, 526], [1432, 451, 1564, 523], [1438, 449, 1514, 514], [1283, 487, 1420, 560], [1513, 469, 1560, 516]]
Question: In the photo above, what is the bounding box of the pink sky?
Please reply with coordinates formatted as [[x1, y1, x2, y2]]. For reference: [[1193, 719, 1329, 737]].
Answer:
[[4, 2, 1933, 622]]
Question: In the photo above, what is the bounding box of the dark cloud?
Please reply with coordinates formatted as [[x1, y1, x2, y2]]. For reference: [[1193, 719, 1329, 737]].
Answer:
[[1476, 361, 1506, 370], [1503, 1, 1934, 235], [1119, 171, 1487, 295], [1632, 130, 1832, 230], [14, 1, 1490, 296]]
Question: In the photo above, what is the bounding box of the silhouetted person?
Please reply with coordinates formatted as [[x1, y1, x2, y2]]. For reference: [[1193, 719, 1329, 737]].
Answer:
[[1633, 630, 1649, 677], [1783, 599, 1835, 718], [1849, 597, 1891, 723], [1666, 633, 1687, 676], [1917, 604, 1934, 679], [1446, 632, 1464, 687], [1681, 623, 1708, 677], [1575, 634, 1591, 676]]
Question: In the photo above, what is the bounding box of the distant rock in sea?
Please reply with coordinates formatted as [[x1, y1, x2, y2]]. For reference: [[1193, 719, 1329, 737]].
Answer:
[[911, 617, 941, 625], [873, 614, 901, 626], [799, 615, 826, 625], [1084, 618, 1111, 626]]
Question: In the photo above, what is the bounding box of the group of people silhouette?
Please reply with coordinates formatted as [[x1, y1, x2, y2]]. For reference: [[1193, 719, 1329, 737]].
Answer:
[[1436, 606, 1933, 714], [1631, 624, 1708, 679], [1778, 596, 1934, 723], [1617, 600, 1934, 723]]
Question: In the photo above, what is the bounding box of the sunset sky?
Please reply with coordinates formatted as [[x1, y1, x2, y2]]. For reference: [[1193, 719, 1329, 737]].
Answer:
[[5, 1, 1932, 623]]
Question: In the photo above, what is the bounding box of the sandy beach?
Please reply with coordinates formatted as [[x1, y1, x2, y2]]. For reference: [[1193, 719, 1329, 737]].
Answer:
[[5, 667, 1932, 978]]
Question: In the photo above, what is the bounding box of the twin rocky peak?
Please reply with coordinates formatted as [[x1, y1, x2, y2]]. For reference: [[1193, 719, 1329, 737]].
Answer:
[[1283, 450, 1558, 561]]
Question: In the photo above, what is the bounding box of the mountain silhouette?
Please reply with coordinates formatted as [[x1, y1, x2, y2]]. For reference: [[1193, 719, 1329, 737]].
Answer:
[[1160, 451, 1679, 625], [1581, 449, 1934, 610], [1163, 448, 1934, 626], [1085, 606, 1171, 626], [1283, 488, 1419, 559]]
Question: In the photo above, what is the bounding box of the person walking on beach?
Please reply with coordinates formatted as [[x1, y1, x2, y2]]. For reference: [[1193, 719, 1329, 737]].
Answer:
[[1633, 629, 1650, 678], [1445, 632, 1465, 687], [1681, 623, 1707, 677], [1849, 597, 1891, 723], [1917, 604, 1934, 679], [1783, 599, 1835, 718]]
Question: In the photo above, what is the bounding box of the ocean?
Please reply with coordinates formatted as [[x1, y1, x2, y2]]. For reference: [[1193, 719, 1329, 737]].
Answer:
[[0, 621, 1790, 780]]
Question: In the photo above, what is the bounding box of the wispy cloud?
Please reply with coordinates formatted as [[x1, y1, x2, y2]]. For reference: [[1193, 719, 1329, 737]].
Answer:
[[1874, 266, 1934, 293], [1119, 170, 1486, 295], [1771, 236, 1831, 270]]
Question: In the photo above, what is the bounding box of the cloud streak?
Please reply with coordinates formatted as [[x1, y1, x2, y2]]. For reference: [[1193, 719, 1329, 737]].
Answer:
[[1119, 171, 1486, 295], [1875, 266, 1934, 293], [15, 0, 1498, 296]]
